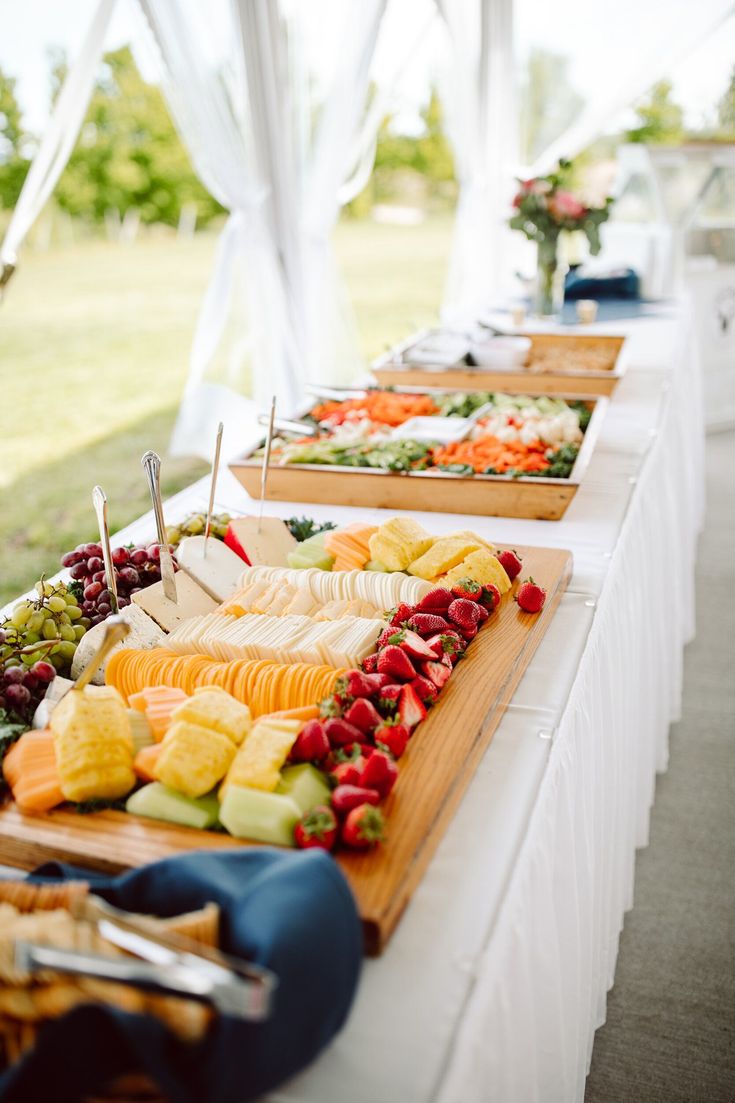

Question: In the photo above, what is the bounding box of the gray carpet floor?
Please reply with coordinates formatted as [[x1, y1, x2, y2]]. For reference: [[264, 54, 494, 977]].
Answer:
[[585, 429, 735, 1103]]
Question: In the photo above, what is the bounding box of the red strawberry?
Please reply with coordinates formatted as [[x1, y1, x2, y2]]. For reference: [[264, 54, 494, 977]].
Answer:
[[474, 603, 489, 623], [324, 716, 364, 747], [294, 805, 338, 850], [398, 684, 427, 729], [425, 630, 465, 660], [319, 695, 343, 719], [398, 630, 438, 661], [330, 759, 364, 787], [406, 612, 451, 637], [377, 645, 416, 682], [480, 583, 501, 611], [461, 623, 478, 641], [420, 659, 452, 689], [340, 669, 380, 699], [359, 750, 398, 798], [450, 577, 483, 602], [415, 587, 453, 613], [516, 577, 546, 613], [409, 675, 438, 704], [374, 722, 410, 759], [331, 784, 381, 818], [496, 549, 523, 581], [389, 601, 414, 627], [378, 683, 403, 715], [447, 598, 483, 632], [341, 803, 385, 849], [377, 626, 405, 649], [289, 719, 330, 763], [362, 652, 379, 673], [343, 697, 382, 735]]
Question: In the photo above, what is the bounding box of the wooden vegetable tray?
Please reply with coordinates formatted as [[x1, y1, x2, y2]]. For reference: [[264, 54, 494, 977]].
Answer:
[[228, 393, 606, 521], [0, 544, 572, 954], [373, 330, 627, 397]]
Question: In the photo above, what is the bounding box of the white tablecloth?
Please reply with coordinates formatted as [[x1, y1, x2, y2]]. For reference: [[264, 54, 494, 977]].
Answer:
[[1, 304, 704, 1102]]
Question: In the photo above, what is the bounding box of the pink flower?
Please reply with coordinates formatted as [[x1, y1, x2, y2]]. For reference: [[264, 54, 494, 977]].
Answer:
[[548, 190, 587, 221]]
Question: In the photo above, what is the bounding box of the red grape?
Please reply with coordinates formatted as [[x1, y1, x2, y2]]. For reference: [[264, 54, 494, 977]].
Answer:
[[118, 566, 139, 587], [112, 547, 129, 566], [31, 661, 56, 684], [130, 549, 148, 566], [3, 667, 25, 685], [146, 544, 161, 561], [84, 543, 103, 557], [5, 683, 31, 710], [92, 571, 106, 584], [87, 556, 104, 573], [118, 596, 130, 608], [61, 551, 83, 568], [70, 562, 88, 580], [97, 602, 112, 616], [84, 582, 104, 601], [22, 671, 40, 692]]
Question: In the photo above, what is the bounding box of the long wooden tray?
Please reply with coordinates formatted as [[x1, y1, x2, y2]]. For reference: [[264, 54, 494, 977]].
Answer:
[[229, 393, 606, 522], [373, 330, 627, 397], [0, 544, 572, 954]]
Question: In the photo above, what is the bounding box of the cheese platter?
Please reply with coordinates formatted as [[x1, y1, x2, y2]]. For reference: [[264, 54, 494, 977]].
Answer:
[[229, 385, 606, 521], [372, 327, 628, 397]]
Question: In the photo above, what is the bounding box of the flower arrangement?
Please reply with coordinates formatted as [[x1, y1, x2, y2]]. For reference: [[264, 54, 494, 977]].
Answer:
[[509, 159, 613, 316]]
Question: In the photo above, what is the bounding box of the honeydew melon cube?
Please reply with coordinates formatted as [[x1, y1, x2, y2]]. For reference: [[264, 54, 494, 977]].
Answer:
[[219, 785, 300, 846], [277, 764, 330, 814], [364, 560, 389, 572], [126, 782, 220, 830], [287, 542, 335, 571]]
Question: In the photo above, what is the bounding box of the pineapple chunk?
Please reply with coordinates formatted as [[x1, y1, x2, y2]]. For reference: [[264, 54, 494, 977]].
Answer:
[[221, 718, 302, 795], [407, 538, 481, 580], [369, 518, 433, 572], [443, 549, 512, 594], [155, 720, 236, 798], [171, 687, 252, 745], [52, 689, 135, 802], [446, 530, 494, 551]]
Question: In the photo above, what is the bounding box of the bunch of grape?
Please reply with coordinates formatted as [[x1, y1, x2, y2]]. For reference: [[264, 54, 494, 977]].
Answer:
[[61, 541, 175, 627], [166, 512, 230, 546], [0, 581, 88, 718]]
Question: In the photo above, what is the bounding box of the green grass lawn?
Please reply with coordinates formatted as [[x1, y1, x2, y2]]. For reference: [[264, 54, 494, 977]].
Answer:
[[0, 215, 453, 605]]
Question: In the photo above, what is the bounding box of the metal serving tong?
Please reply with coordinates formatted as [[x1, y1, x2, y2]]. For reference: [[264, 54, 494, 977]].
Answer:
[[141, 450, 177, 604], [32, 616, 130, 728], [15, 895, 276, 1021]]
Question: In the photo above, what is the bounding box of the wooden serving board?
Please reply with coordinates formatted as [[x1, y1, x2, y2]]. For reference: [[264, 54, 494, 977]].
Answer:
[[0, 545, 572, 954], [373, 331, 627, 397]]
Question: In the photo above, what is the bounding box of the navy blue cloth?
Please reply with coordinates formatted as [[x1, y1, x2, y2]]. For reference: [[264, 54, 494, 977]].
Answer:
[[0, 848, 362, 1103], [564, 265, 640, 301]]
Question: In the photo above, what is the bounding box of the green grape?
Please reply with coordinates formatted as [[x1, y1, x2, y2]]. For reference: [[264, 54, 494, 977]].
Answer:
[[166, 525, 182, 545], [64, 592, 79, 607], [27, 611, 46, 633], [59, 624, 76, 643], [20, 651, 36, 666], [47, 595, 67, 614], [49, 653, 65, 671], [11, 604, 32, 628], [42, 620, 60, 641], [56, 641, 77, 662], [79, 617, 92, 630], [36, 581, 54, 598], [73, 625, 86, 641], [58, 612, 71, 626], [23, 631, 40, 645], [66, 604, 82, 621]]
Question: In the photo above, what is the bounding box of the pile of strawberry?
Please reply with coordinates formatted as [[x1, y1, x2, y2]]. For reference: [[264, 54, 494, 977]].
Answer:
[[289, 577, 504, 853]]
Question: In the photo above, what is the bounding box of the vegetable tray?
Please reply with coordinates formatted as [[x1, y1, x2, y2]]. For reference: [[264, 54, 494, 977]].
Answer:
[[228, 393, 606, 521], [372, 330, 627, 397], [0, 544, 572, 954]]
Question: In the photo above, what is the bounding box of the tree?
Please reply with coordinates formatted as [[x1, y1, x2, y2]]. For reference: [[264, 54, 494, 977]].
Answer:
[[717, 66, 735, 134], [55, 47, 223, 227], [0, 66, 30, 210], [520, 49, 584, 164], [625, 80, 684, 145]]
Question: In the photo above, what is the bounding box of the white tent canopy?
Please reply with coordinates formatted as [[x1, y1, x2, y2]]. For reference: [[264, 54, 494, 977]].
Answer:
[[2, 0, 734, 458]]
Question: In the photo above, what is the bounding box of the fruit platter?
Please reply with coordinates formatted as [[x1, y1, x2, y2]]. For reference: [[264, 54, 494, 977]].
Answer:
[[372, 327, 628, 397], [0, 495, 572, 952], [228, 387, 605, 520]]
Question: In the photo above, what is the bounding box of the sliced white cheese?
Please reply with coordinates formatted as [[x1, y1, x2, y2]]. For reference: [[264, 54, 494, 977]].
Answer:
[[227, 516, 297, 567], [132, 572, 217, 632], [175, 535, 246, 603]]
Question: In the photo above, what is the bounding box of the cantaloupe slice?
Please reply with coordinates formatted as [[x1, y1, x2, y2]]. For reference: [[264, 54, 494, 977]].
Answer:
[[134, 742, 163, 783], [128, 686, 188, 741], [3, 729, 64, 813]]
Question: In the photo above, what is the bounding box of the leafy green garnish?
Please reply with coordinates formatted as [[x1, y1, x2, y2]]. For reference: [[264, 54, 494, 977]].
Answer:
[[72, 797, 127, 814], [285, 516, 337, 542]]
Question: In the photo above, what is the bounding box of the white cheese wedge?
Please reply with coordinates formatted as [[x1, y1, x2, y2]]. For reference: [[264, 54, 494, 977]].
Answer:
[[131, 571, 217, 632], [175, 536, 246, 603], [70, 604, 166, 684], [227, 516, 297, 567]]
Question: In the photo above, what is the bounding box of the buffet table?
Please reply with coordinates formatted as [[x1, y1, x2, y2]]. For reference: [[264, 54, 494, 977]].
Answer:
[[2, 305, 703, 1101]]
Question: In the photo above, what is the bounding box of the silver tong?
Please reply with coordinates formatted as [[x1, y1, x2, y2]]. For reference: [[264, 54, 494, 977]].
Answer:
[[92, 485, 119, 615], [15, 896, 276, 1021], [141, 450, 177, 603], [32, 616, 130, 728]]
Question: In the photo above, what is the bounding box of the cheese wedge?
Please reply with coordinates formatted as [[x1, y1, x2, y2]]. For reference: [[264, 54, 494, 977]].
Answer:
[[225, 517, 297, 566], [175, 536, 247, 603], [70, 604, 165, 684], [132, 572, 217, 632]]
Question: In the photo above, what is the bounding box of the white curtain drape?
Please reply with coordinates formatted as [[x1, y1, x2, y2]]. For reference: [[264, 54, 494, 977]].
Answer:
[[0, 0, 116, 295], [136, 0, 389, 459], [436, 0, 518, 322]]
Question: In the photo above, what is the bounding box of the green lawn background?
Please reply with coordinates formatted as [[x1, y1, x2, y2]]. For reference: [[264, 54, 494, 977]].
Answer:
[[0, 216, 453, 604]]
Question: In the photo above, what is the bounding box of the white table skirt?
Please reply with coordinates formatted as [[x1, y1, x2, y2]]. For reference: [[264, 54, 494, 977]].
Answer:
[[0, 304, 703, 1102]]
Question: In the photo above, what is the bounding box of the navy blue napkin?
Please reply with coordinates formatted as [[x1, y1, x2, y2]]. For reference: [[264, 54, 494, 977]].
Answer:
[[0, 848, 362, 1103], [564, 265, 640, 300]]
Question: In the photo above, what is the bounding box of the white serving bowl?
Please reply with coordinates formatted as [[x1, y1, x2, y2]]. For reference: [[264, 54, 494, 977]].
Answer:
[[469, 335, 531, 370]]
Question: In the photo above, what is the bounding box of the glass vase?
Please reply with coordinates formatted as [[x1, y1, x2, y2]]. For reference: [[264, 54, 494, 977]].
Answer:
[[533, 239, 566, 320]]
